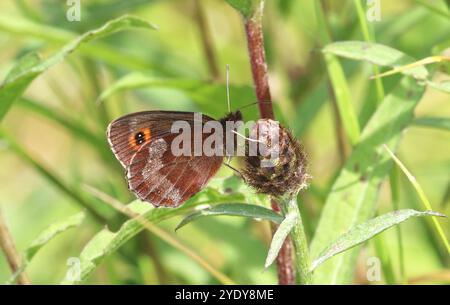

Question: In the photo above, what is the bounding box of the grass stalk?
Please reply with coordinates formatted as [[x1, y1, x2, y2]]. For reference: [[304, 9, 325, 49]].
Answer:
[[0, 130, 108, 224], [353, 0, 385, 103], [193, 0, 220, 80], [389, 166, 406, 284], [84, 185, 235, 285], [0, 209, 31, 284], [384, 145, 450, 254]]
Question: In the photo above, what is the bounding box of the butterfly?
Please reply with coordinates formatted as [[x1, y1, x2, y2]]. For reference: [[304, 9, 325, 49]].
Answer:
[[107, 110, 242, 208]]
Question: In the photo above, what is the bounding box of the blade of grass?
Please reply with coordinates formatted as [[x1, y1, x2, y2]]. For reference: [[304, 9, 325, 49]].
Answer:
[[0, 15, 158, 121], [412, 117, 450, 131], [6, 212, 85, 284], [323, 41, 429, 80], [413, 0, 450, 19], [175, 203, 283, 231], [0, 130, 108, 223], [389, 166, 406, 284], [310, 76, 425, 284], [17, 98, 103, 149], [372, 233, 397, 284], [0, 209, 31, 284], [370, 56, 449, 80], [193, 0, 220, 80], [315, 0, 360, 146], [353, 0, 385, 103], [0, 14, 157, 71], [427, 80, 450, 94], [383, 145, 450, 253], [408, 270, 450, 284], [97, 73, 256, 117], [75, 185, 237, 285], [310, 209, 445, 271]]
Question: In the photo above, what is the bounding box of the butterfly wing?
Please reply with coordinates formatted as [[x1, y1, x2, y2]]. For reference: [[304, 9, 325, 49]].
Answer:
[[107, 111, 211, 168], [127, 134, 223, 207], [107, 111, 223, 207]]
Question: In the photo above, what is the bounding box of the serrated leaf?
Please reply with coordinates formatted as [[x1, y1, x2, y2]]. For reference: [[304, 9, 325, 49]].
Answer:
[[310, 209, 445, 271], [309, 77, 426, 284], [0, 15, 157, 121], [264, 212, 297, 269], [7, 212, 85, 284], [62, 187, 248, 284], [323, 41, 429, 80], [175, 203, 283, 231]]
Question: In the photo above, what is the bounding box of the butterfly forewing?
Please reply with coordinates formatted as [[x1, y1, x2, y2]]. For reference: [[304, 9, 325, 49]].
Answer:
[[107, 111, 212, 168], [127, 135, 222, 207]]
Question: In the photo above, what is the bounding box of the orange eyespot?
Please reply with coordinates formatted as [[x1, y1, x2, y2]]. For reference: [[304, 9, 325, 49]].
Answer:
[[129, 128, 151, 150]]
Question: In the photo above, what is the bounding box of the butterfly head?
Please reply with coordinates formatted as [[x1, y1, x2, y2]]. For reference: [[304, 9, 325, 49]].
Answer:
[[220, 110, 242, 126]]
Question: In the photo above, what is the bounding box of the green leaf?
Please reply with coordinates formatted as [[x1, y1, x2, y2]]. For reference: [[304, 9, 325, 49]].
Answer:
[[226, 0, 260, 18], [26, 213, 86, 260], [310, 209, 445, 271], [7, 212, 85, 284], [97, 72, 256, 116], [325, 52, 361, 145], [61, 186, 248, 284], [412, 117, 450, 132], [0, 14, 157, 71], [175, 203, 283, 231], [264, 211, 297, 269], [427, 80, 450, 94], [323, 41, 429, 80], [309, 76, 426, 284], [0, 15, 157, 121]]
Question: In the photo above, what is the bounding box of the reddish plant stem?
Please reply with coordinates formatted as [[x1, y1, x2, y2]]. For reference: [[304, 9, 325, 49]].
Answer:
[[244, 3, 274, 120], [243, 1, 295, 284], [0, 209, 31, 284], [193, 0, 220, 80]]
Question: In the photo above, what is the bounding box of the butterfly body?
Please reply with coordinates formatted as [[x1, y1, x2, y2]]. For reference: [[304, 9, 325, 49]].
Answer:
[[107, 110, 242, 207]]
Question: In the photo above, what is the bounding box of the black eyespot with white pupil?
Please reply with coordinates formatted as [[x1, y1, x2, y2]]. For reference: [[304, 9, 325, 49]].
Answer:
[[135, 132, 145, 145]]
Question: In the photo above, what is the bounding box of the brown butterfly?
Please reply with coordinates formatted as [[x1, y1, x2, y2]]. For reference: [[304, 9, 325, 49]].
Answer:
[[107, 110, 242, 208]]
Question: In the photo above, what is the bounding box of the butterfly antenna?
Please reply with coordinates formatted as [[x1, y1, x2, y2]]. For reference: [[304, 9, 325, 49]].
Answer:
[[226, 64, 231, 112], [231, 130, 263, 143]]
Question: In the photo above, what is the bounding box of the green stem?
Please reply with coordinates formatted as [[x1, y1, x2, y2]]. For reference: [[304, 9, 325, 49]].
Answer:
[[280, 196, 311, 284], [353, 0, 385, 104]]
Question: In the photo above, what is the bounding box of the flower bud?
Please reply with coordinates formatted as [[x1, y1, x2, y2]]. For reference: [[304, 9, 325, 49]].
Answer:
[[242, 119, 308, 197]]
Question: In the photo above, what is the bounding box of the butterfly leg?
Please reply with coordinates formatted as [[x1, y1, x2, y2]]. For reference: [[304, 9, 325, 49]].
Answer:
[[223, 162, 243, 179]]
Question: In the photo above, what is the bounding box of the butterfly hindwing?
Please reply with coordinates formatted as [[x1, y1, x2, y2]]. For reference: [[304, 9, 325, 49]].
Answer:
[[126, 134, 223, 207]]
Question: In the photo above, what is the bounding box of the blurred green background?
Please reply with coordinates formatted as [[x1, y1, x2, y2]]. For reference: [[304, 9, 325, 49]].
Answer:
[[0, 0, 449, 284]]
